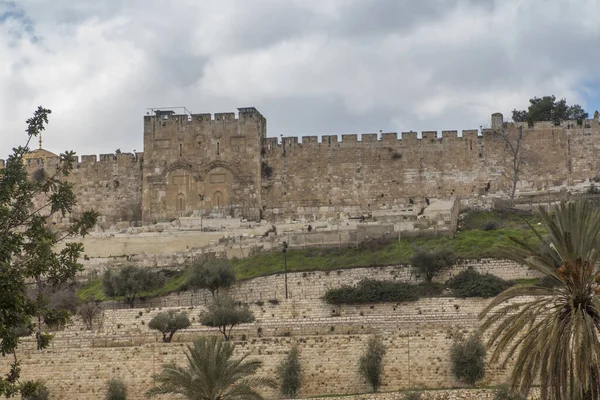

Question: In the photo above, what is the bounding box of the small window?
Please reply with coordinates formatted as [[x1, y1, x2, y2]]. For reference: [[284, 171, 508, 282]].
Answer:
[[179, 144, 182, 157], [217, 142, 220, 155]]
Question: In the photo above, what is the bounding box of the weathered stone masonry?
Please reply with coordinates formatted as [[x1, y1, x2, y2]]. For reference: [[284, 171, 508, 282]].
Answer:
[[3, 108, 599, 224]]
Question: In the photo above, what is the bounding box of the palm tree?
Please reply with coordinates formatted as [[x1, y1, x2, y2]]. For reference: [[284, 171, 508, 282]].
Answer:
[[480, 200, 600, 399], [147, 336, 276, 399]]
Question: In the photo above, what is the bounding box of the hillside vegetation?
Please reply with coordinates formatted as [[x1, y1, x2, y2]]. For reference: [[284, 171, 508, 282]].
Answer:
[[78, 209, 544, 301]]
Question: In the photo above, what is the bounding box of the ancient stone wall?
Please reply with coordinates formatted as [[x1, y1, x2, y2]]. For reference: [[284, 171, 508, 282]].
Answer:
[[141, 108, 266, 223], [261, 116, 600, 221], [22, 152, 143, 224], [4, 110, 600, 224]]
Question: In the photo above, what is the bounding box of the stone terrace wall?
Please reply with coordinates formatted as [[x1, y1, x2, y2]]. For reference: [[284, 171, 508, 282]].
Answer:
[[11, 322, 511, 400], [141, 259, 540, 308], [0, 261, 540, 399]]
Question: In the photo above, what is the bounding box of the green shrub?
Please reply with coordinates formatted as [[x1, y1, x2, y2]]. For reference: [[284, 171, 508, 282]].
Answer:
[[324, 279, 421, 304], [402, 392, 423, 400], [277, 345, 302, 397], [447, 268, 511, 298], [105, 378, 127, 400], [450, 333, 486, 386], [359, 335, 387, 393], [493, 387, 526, 400], [410, 247, 457, 282], [21, 380, 49, 400]]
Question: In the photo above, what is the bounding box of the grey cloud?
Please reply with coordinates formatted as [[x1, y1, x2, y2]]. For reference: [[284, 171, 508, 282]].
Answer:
[[2, 0, 600, 160]]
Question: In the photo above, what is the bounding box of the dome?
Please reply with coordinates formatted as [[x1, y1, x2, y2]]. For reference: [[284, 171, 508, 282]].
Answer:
[[22, 148, 58, 161]]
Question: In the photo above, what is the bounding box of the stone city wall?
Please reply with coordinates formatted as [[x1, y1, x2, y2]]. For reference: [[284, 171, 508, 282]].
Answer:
[[261, 117, 600, 221], [3, 112, 600, 225], [19, 152, 143, 224]]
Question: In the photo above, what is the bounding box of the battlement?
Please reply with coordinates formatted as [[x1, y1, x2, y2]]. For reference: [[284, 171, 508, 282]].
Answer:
[[261, 129, 486, 150], [17, 152, 143, 170], [144, 107, 265, 125]]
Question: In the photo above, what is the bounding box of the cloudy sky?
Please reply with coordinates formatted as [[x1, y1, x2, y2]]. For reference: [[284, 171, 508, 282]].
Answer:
[[1, 0, 600, 159]]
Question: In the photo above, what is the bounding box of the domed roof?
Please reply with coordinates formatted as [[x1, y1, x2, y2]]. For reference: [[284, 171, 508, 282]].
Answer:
[[22, 134, 58, 161], [22, 148, 58, 160]]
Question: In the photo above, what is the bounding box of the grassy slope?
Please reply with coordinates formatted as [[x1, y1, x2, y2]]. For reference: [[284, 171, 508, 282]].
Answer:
[[232, 210, 545, 280], [78, 210, 545, 300]]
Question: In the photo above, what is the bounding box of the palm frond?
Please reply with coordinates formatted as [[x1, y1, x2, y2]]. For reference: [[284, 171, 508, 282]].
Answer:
[[146, 336, 272, 400], [479, 200, 600, 398]]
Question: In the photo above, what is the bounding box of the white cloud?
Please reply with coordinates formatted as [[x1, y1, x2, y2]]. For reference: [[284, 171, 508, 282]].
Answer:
[[1, 0, 600, 159]]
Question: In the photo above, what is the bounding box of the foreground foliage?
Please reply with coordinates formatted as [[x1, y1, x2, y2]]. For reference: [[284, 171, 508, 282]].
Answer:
[[20, 380, 49, 400], [147, 336, 275, 399], [0, 107, 98, 396], [480, 200, 600, 399], [359, 335, 387, 393]]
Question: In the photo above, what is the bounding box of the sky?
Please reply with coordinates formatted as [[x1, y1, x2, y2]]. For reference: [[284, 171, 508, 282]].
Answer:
[[1, 0, 600, 159]]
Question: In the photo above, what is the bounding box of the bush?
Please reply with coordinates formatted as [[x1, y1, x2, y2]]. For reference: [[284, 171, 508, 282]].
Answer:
[[278, 345, 303, 398], [105, 378, 127, 400], [359, 335, 387, 393], [187, 258, 235, 298], [199, 295, 254, 341], [324, 279, 421, 305], [447, 268, 512, 298], [402, 392, 422, 400], [450, 333, 486, 386], [410, 247, 457, 282], [148, 310, 191, 343], [493, 387, 526, 400], [102, 266, 166, 307], [21, 380, 49, 400]]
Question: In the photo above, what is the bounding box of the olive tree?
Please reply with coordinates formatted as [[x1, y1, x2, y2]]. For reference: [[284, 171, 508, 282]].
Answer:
[[102, 266, 165, 308], [148, 310, 191, 343], [187, 258, 235, 298], [199, 295, 254, 341]]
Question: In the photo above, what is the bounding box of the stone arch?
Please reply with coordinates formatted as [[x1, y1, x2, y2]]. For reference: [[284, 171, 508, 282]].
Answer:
[[165, 167, 198, 219], [199, 160, 241, 181], [163, 161, 202, 182], [201, 167, 234, 213]]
